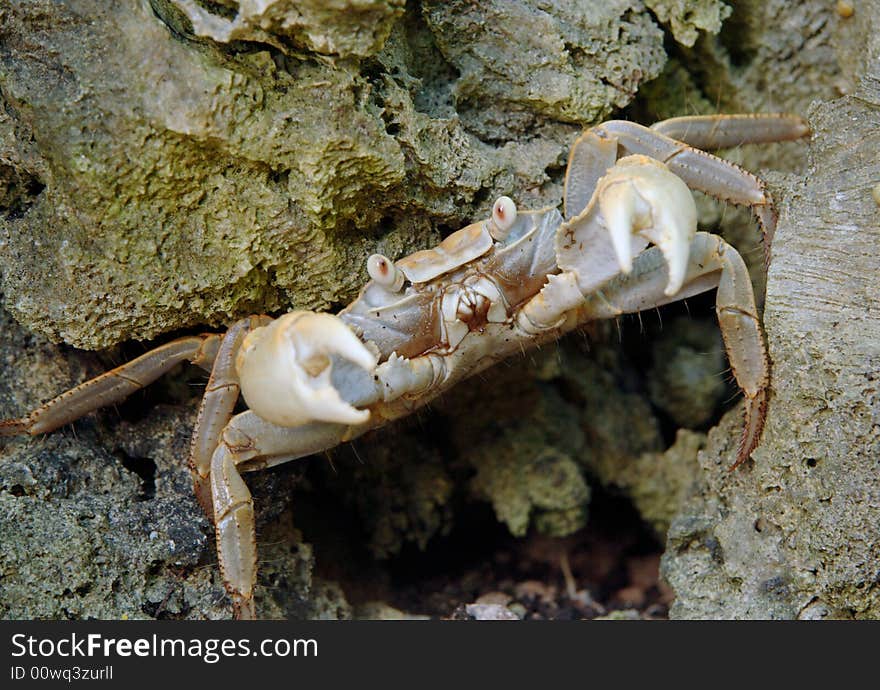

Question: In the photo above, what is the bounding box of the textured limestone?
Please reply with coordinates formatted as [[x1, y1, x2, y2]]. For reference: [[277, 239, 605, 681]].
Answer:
[[450, 353, 590, 536], [2, 0, 875, 621], [166, 0, 406, 57], [422, 0, 667, 138], [644, 0, 730, 47], [443, 337, 665, 539], [0, 302, 220, 618], [647, 317, 726, 429], [0, 0, 667, 349], [322, 432, 455, 559], [465, 402, 591, 538], [661, 1, 880, 619], [608, 429, 705, 539], [557, 338, 665, 481]]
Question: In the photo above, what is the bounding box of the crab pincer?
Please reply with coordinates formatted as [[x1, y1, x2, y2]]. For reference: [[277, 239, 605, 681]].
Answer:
[[236, 312, 379, 428]]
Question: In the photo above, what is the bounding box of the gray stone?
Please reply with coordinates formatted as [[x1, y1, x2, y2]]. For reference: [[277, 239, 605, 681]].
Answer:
[[662, 0, 880, 619], [647, 317, 726, 428], [2, 0, 876, 621], [166, 0, 405, 57], [0, 0, 667, 349]]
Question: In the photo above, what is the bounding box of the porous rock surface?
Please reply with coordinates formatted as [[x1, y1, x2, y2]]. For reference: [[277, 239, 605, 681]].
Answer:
[[0, 0, 667, 349], [661, 1, 880, 619], [1, 0, 876, 620]]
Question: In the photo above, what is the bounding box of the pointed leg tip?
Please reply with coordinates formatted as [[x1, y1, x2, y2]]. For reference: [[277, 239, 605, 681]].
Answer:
[[0, 418, 30, 437], [729, 391, 768, 471], [794, 118, 812, 139], [232, 596, 257, 621]]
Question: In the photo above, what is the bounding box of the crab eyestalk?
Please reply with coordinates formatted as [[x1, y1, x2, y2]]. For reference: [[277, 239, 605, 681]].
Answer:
[[367, 253, 405, 292], [598, 156, 697, 296], [236, 312, 378, 428], [488, 196, 517, 240]]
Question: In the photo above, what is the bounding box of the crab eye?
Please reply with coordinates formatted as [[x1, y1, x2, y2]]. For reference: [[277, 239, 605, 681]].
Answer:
[[367, 253, 404, 292], [489, 196, 517, 240]]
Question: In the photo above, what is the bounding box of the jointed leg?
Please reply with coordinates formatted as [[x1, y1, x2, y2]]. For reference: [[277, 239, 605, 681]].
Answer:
[[592, 118, 808, 262], [211, 440, 258, 620], [581, 232, 768, 467], [564, 114, 808, 221], [650, 113, 810, 151], [189, 316, 271, 516], [564, 130, 618, 220], [208, 411, 359, 619], [0, 334, 221, 437]]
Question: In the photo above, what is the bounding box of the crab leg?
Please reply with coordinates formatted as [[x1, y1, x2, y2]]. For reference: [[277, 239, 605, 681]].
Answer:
[[594, 120, 790, 257], [650, 113, 810, 150], [564, 130, 618, 220], [581, 232, 768, 467], [563, 114, 808, 223], [210, 438, 258, 620], [189, 316, 271, 516], [208, 411, 367, 620], [0, 334, 221, 438]]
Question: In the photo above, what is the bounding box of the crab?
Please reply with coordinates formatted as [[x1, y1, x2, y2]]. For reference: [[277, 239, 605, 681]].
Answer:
[[0, 113, 809, 619]]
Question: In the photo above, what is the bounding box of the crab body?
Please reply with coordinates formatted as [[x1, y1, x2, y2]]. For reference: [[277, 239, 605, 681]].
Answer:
[[0, 114, 810, 619]]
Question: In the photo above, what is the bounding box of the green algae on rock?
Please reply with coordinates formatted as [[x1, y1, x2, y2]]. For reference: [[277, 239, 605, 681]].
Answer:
[[0, 0, 670, 349], [2, 0, 876, 623], [647, 317, 726, 429], [644, 0, 731, 47], [422, 0, 667, 139]]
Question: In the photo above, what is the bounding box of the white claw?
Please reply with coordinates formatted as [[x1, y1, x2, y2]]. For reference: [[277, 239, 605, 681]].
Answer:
[[236, 312, 378, 428], [598, 179, 649, 275], [597, 156, 697, 296], [642, 205, 693, 296]]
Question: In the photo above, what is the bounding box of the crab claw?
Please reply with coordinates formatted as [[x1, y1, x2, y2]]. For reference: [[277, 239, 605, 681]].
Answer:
[[236, 312, 378, 428], [598, 175, 649, 276], [642, 201, 695, 297], [598, 155, 697, 296]]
